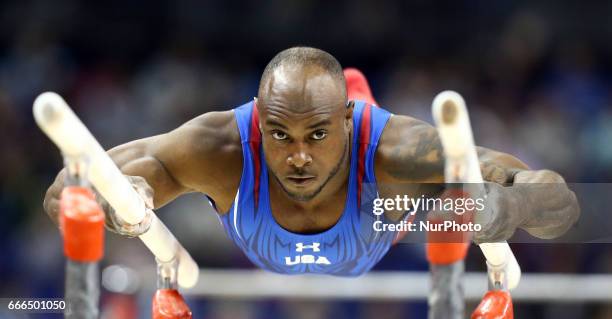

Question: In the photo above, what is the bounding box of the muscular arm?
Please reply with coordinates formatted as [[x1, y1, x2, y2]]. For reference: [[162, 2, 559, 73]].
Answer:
[[44, 111, 242, 224], [376, 115, 579, 241], [375, 116, 528, 183]]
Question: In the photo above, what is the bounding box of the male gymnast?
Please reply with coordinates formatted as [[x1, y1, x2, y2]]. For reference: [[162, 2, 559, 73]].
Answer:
[[44, 47, 579, 276]]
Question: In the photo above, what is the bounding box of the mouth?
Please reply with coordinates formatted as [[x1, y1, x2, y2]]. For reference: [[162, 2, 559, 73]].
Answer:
[[286, 175, 316, 186]]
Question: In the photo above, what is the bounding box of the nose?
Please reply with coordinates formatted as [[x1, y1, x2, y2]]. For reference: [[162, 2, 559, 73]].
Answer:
[[287, 144, 312, 169]]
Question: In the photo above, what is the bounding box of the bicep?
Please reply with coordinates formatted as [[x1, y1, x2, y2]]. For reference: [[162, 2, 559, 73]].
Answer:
[[376, 116, 445, 183], [108, 117, 237, 209], [148, 112, 242, 211], [376, 116, 529, 184]]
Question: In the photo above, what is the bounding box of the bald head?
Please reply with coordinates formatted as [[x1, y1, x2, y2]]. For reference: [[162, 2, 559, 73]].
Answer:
[[257, 47, 347, 112]]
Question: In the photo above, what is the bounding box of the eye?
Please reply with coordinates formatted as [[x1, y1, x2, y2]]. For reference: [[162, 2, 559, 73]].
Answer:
[[311, 130, 328, 140], [271, 131, 288, 140]]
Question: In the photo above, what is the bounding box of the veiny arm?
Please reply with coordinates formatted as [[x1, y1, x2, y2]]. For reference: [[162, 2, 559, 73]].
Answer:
[[43, 110, 242, 224]]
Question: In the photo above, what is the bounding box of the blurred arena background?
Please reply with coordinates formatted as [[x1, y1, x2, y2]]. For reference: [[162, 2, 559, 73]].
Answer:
[[1, 0, 612, 318]]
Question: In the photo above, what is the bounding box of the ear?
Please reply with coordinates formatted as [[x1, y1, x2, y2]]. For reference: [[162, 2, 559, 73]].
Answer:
[[254, 97, 263, 133]]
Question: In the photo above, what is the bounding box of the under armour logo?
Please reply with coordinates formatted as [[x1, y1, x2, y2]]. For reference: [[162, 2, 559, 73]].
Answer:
[[285, 242, 330, 266], [295, 242, 320, 252]]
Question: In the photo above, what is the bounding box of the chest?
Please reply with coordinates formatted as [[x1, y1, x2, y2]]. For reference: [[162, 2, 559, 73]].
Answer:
[[268, 182, 349, 234]]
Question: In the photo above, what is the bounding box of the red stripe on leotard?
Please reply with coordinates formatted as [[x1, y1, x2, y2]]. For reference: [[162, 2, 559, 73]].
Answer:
[[357, 103, 372, 206], [250, 102, 262, 208]]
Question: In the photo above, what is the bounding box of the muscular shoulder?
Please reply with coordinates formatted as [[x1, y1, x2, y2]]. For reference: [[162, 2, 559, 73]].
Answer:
[[154, 110, 242, 209], [179, 110, 241, 157], [375, 114, 444, 183]]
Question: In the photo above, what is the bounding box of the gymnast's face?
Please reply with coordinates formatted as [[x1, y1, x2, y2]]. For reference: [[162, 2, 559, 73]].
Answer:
[[258, 65, 353, 202]]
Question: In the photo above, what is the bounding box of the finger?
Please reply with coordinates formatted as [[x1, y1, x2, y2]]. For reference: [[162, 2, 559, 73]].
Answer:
[[127, 176, 155, 209], [481, 164, 510, 184], [46, 198, 60, 226], [133, 183, 154, 209], [142, 186, 154, 208]]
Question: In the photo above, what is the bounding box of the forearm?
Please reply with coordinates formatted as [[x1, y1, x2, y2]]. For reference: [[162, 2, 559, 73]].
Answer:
[[44, 138, 186, 222], [477, 146, 529, 184]]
